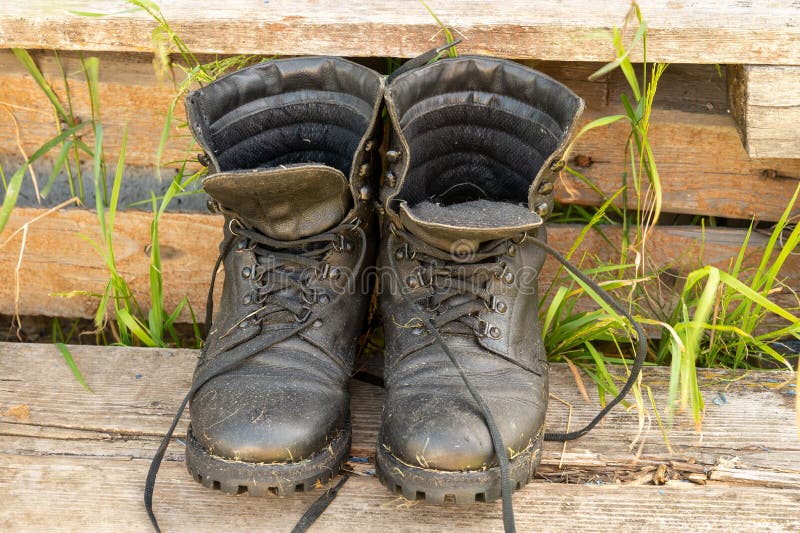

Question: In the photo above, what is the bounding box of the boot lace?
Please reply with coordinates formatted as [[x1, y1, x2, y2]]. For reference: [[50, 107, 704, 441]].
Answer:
[[389, 226, 546, 376], [383, 226, 647, 533], [144, 216, 366, 533]]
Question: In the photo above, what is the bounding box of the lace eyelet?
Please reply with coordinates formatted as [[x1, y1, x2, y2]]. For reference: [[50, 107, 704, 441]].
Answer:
[[242, 266, 251, 278], [318, 293, 330, 304], [476, 319, 501, 339], [486, 296, 508, 314], [333, 234, 353, 253], [295, 307, 312, 323]]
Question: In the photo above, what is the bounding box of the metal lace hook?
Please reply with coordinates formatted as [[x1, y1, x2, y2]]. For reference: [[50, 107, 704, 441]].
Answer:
[[228, 217, 244, 237]]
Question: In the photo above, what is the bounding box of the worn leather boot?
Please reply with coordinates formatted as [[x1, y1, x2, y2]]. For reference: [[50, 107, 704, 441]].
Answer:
[[145, 57, 383, 519], [376, 57, 584, 505]]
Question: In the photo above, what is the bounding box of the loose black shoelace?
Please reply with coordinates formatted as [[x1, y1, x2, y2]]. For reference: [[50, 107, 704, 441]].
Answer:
[[292, 228, 647, 533], [143, 217, 366, 533]]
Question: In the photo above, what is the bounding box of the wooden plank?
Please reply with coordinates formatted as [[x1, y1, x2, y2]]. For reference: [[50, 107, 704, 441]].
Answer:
[[2, 209, 800, 322], [3, 455, 800, 532], [1, 343, 798, 476], [3, 50, 799, 220], [0, 343, 798, 531], [728, 65, 800, 159], [2, 1, 800, 65], [563, 109, 800, 219]]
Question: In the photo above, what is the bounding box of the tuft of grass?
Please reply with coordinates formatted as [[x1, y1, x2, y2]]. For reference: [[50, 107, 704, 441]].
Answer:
[[658, 183, 800, 421], [11, 45, 205, 352], [543, 3, 798, 429]]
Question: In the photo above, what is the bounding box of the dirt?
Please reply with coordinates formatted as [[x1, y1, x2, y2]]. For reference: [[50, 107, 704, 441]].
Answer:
[[2, 403, 30, 422]]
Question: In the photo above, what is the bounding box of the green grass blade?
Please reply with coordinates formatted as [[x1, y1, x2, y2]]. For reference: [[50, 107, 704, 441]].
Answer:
[[54, 343, 93, 393], [41, 140, 74, 198], [12, 49, 68, 121], [108, 127, 128, 236], [92, 123, 108, 240], [716, 271, 800, 324], [148, 191, 164, 345], [117, 309, 158, 347], [564, 115, 626, 161]]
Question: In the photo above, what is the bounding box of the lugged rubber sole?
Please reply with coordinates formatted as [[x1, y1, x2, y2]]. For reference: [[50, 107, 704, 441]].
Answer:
[[375, 429, 543, 504], [185, 421, 351, 497]]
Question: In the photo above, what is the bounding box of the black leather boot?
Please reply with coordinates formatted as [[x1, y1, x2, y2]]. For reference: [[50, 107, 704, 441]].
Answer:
[[377, 56, 584, 503], [145, 57, 383, 526]]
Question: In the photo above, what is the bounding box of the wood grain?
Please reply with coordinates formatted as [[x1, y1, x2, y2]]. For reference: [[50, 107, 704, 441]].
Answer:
[[2, 1, 800, 65], [2, 50, 799, 220], [0, 343, 798, 531], [2, 209, 799, 322], [728, 65, 800, 159]]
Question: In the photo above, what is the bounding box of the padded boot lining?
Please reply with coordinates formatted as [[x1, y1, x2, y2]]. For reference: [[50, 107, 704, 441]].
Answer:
[[188, 58, 381, 176], [390, 57, 582, 207]]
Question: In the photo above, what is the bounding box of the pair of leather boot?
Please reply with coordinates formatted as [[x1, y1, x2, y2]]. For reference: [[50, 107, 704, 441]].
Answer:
[[146, 53, 645, 533]]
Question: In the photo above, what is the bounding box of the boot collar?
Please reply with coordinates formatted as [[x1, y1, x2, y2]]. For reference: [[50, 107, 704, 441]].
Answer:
[[382, 56, 585, 221]]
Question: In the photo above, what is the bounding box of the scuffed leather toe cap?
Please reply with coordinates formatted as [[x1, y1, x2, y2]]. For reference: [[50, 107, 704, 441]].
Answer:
[[382, 377, 547, 471], [190, 367, 347, 463]]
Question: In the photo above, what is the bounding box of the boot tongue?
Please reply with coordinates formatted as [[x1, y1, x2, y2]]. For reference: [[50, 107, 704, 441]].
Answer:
[[204, 165, 353, 240], [398, 199, 543, 253]]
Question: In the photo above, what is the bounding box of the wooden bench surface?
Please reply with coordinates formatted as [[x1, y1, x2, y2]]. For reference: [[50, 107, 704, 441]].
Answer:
[[1, 1, 800, 64], [1, 342, 798, 531]]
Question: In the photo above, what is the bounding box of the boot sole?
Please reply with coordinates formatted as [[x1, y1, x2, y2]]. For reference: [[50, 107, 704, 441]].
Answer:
[[375, 428, 543, 504], [185, 421, 351, 497]]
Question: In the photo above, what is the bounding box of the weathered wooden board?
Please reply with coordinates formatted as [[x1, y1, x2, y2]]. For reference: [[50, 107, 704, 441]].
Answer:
[[2, 50, 799, 220], [2, 1, 800, 65], [4, 455, 800, 533], [0, 343, 798, 531], [728, 65, 800, 159], [3, 209, 799, 322]]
